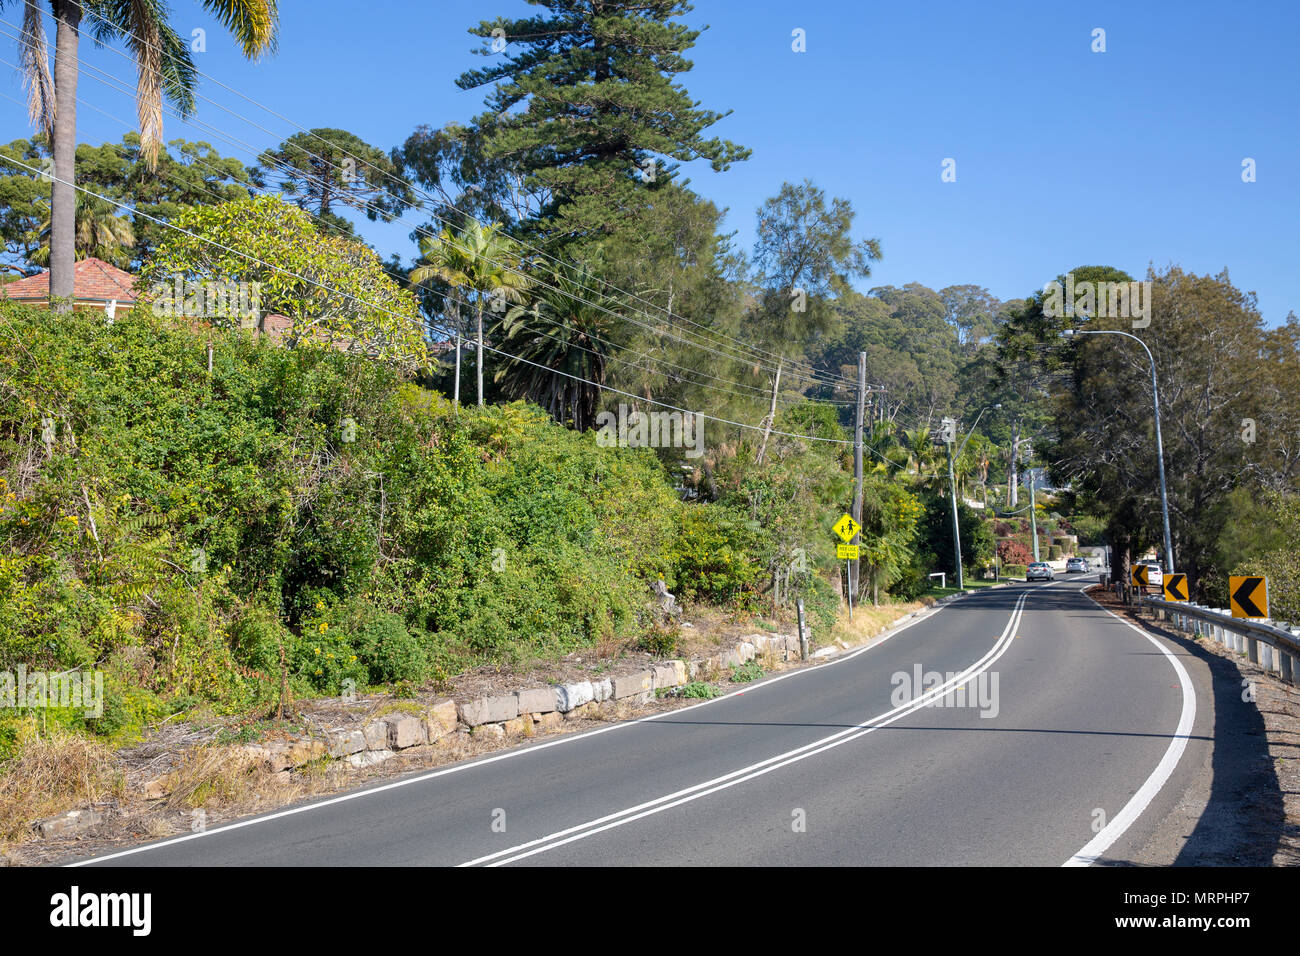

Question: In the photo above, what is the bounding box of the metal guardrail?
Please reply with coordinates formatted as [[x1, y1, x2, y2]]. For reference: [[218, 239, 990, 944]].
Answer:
[[1140, 596, 1300, 684]]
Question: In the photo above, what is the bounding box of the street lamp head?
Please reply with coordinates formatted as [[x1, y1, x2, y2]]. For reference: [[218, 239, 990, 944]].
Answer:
[[993, 403, 1002, 409]]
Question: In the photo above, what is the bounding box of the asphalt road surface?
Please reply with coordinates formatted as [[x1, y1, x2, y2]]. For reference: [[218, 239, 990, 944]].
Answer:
[[76, 574, 1211, 867]]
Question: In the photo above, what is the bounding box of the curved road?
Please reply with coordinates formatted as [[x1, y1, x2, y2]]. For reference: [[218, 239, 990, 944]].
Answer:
[[75, 574, 1207, 867]]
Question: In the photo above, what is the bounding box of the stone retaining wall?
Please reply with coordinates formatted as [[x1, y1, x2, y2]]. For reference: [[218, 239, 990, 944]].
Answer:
[[237, 632, 802, 778]]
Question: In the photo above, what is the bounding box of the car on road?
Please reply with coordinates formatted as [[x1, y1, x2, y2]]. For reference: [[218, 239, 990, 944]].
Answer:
[[1026, 562, 1054, 581], [1066, 557, 1090, 573]]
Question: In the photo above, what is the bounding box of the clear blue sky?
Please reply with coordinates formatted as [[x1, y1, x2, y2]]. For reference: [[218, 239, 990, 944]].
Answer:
[[4, 0, 1297, 323]]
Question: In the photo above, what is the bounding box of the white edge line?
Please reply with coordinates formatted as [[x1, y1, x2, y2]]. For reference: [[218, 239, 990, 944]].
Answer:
[[69, 588, 989, 866], [1061, 590, 1197, 866], [463, 593, 1029, 866]]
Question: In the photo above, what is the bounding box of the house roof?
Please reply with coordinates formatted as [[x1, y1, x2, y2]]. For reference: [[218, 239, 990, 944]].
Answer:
[[1, 258, 138, 304]]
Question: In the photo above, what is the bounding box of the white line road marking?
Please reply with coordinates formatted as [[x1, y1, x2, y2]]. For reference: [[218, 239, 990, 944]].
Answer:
[[460, 593, 1031, 866], [1062, 592, 1196, 866], [69, 581, 964, 866]]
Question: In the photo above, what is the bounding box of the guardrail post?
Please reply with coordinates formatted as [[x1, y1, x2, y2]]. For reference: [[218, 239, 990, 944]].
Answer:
[[1247, 634, 1258, 664]]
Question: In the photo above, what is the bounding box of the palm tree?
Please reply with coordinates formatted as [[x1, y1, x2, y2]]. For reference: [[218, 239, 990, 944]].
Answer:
[[7, 0, 277, 309], [32, 193, 135, 267], [903, 426, 939, 483], [493, 264, 617, 430], [410, 221, 529, 406], [864, 420, 907, 476]]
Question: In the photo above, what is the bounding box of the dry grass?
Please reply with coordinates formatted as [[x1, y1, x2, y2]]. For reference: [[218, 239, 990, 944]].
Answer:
[[160, 745, 282, 811], [0, 725, 124, 847], [826, 600, 923, 648]]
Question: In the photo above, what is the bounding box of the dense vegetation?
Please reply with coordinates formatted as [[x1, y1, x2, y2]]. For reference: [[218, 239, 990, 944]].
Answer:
[[0, 302, 800, 745], [1, 0, 1297, 764]]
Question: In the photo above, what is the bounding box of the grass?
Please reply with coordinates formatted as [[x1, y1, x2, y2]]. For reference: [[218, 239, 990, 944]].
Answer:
[[0, 725, 124, 847], [826, 598, 923, 647], [161, 745, 268, 811], [659, 681, 721, 700], [920, 577, 1007, 599]]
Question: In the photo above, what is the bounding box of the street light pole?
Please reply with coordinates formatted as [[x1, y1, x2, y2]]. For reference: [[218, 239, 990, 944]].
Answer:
[[947, 403, 1001, 591], [1028, 467, 1039, 561], [1062, 328, 1174, 571], [946, 437, 963, 589]]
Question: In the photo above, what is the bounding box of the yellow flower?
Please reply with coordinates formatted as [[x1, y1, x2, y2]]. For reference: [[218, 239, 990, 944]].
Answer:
[[314, 647, 320, 655]]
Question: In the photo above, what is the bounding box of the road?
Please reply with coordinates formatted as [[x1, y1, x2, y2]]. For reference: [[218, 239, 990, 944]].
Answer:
[[75, 574, 1210, 867]]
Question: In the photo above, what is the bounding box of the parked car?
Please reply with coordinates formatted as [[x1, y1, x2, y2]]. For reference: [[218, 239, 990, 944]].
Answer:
[[1066, 557, 1090, 573], [1026, 562, 1054, 581], [1133, 562, 1162, 589]]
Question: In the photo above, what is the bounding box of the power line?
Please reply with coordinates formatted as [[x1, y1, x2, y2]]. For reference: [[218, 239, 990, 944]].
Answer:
[[0, 60, 800, 409], [33, 3, 857, 391], [2, 152, 866, 451]]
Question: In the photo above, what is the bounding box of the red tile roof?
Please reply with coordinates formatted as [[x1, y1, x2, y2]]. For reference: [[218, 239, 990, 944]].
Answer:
[[1, 258, 138, 304]]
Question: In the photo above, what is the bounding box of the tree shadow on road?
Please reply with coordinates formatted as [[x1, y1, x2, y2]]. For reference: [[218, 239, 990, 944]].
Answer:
[[1093, 615, 1284, 866]]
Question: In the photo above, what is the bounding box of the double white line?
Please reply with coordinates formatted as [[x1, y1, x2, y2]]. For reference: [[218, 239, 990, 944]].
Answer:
[[459, 591, 1031, 866]]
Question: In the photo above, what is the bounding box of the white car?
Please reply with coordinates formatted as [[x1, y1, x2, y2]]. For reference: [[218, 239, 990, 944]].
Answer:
[[1026, 562, 1054, 581], [1066, 557, 1090, 573]]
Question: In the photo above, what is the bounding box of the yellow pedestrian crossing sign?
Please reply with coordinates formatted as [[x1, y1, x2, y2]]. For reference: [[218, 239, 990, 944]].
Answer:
[[833, 513, 861, 544], [1162, 573, 1188, 602], [1230, 575, 1268, 619], [837, 544, 860, 560]]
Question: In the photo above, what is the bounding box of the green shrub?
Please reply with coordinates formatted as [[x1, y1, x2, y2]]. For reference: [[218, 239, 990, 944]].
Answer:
[[890, 561, 932, 601], [668, 506, 763, 606], [228, 603, 292, 677], [88, 674, 167, 744], [638, 622, 680, 658], [334, 603, 429, 686], [0, 303, 813, 720], [729, 661, 765, 683], [801, 573, 840, 630]]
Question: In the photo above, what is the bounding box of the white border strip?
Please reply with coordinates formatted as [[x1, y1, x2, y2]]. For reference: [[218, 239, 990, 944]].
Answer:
[[1062, 591, 1196, 866]]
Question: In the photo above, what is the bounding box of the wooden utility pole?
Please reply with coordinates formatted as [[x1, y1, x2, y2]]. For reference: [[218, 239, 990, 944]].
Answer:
[[851, 352, 865, 600], [756, 358, 782, 465]]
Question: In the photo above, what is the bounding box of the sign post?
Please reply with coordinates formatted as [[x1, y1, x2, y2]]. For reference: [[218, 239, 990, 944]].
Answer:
[[834, 513, 862, 621]]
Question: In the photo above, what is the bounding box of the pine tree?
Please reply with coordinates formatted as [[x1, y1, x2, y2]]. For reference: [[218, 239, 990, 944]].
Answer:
[[456, 0, 749, 250]]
